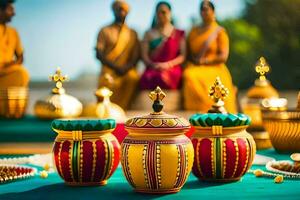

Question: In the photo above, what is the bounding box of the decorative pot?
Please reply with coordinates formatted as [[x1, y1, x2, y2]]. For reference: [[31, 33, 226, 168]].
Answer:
[[190, 77, 256, 182], [121, 87, 194, 194], [241, 57, 280, 149], [51, 118, 120, 186], [262, 93, 300, 153], [0, 87, 28, 119], [34, 68, 82, 119]]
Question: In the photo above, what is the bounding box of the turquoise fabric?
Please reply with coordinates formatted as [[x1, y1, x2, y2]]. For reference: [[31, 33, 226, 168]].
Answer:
[[0, 149, 299, 200], [52, 118, 116, 131], [0, 116, 116, 143], [189, 113, 251, 127], [0, 115, 54, 142]]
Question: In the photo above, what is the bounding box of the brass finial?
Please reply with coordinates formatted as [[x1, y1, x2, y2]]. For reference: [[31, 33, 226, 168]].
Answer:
[[96, 73, 114, 102], [149, 86, 166, 113], [95, 87, 113, 101], [49, 67, 68, 94], [208, 77, 229, 113], [255, 57, 270, 82]]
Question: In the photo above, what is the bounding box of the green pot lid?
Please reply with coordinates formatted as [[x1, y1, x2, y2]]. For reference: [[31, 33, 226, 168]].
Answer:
[[52, 118, 116, 131], [189, 113, 251, 127]]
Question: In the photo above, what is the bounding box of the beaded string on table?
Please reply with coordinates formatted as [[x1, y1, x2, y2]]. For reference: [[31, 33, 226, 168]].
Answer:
[[248, 153, 300, 183], [0, 154, 55, 182], [0, 165, 36, 184]]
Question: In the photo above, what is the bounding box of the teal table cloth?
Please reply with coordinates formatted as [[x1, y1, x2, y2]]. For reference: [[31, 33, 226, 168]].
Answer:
[[0, 116, 54, 143], [0, 149, 299, 200]]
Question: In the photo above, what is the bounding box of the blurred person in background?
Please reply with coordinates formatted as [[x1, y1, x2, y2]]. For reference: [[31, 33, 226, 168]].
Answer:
[[140, 1, 186, 90], [96, 0, 140, 109], [0, 0, 29, 87], [183, 0, 237, 113]]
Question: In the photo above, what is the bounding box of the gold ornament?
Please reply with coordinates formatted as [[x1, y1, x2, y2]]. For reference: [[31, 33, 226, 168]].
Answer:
[[255, 57, 270, 82], [208, 77, 229, 114], [34, 67, 82, 119], [149, 86, 166, 102]]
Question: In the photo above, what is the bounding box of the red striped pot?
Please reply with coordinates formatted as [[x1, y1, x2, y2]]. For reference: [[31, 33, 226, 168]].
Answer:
[[51, 119, 120, 186], [191, 126, 256, 182]]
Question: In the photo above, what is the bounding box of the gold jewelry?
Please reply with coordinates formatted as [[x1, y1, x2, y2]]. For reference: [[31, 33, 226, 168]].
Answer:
[[0, 165, 36, 184]]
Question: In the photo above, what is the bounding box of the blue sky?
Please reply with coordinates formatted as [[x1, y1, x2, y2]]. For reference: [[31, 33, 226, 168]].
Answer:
[[11, 0, 244, 80]]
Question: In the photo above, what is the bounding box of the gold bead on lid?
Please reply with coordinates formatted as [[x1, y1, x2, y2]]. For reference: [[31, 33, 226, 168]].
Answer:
[[208, 77, 229, 114]]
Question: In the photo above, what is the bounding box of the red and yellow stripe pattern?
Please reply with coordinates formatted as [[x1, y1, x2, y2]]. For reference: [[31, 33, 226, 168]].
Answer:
[[121, 137, 194, 193], [192, 135, 255, 181], [53, 134, 120, 185]]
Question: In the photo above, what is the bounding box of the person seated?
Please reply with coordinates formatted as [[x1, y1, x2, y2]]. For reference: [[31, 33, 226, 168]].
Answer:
[[183, 0, 237, 113], [96, 0, 139, 109], [140, 1, 186, 91], [0, 0, 29, 88]]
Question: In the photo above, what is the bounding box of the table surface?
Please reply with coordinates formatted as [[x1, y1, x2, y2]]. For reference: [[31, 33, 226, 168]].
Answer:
[[0, 149, 299, 200]]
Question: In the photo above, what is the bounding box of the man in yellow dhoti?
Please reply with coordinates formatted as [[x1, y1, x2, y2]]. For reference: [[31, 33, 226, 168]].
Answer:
[[0, 0, 29, 87], [96, 0, 139, 109], [183, 0, 237, 113]]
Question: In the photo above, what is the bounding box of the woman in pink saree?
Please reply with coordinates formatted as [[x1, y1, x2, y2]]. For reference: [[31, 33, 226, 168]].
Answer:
[[140, 1, 186, 90]]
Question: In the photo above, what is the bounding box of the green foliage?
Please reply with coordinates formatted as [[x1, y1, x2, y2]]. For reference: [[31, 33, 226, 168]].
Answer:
[[221, 19, 263, 88], [242, 0, 300, 89]]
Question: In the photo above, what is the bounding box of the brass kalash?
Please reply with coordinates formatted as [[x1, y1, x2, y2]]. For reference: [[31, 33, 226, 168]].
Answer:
[[262, 91, 300, 152], [0, 86, 28, 119], [82, 73, 126, 122], [34, 67, 82, 119], [241, 57, 286, 149]]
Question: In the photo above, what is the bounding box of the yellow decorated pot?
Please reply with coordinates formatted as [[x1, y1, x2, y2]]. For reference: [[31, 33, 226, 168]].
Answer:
[[121, 87, 194, 194]]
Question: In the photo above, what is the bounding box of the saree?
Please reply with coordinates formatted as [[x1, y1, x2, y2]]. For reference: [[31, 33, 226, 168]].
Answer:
[[0, 25, 29, 87], [140, 29, 184, 90], [97, 24, 139, 109], [183, 23, 237, 113]]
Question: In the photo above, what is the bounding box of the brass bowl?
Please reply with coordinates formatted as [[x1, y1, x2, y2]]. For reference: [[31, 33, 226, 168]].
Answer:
[[0, 87, 28, 119], [262, 109, 300, 152]]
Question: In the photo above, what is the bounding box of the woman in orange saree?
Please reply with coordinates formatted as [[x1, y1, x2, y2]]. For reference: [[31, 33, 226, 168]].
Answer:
[[140, 1, 186, 90], [0, 1, 29, 87], [183, 1, 237, 113]]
